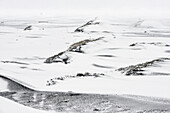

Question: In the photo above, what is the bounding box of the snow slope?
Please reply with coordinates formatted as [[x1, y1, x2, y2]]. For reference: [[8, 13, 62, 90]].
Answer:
[[0, 96, 57, 113], [0, 16, 170, 99]]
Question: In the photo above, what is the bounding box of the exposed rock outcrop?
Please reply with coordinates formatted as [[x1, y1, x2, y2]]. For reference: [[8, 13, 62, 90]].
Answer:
[[24, 25, 32, 30], [74, 18, 100, 32], [46, 72, 104, 86], [116, 58, 170, 76], [44, 37, 104, 64], [129, 42, 170, 47]]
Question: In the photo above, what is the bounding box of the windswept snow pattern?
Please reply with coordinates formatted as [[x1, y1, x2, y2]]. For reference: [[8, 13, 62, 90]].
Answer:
[[1, 16, 170, 112]]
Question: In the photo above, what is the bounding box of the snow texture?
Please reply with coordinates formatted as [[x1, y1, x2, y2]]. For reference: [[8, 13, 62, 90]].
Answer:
[[1, 15, 170, 112]]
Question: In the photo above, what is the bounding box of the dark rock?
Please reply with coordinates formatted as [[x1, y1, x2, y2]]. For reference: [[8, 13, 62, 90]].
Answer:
[[44, 51, 69, 64], [56, 77, 65, 80], [76, 73, 85, 77], [68, 93, 81, 96], [74, 28, 84, 32], [74, 18, 99, 32], [93, 108, 101, 111], [129, 43, 136, 46], [69, 46, 83, 53], [46, 73, 104, 86], [44, 37, 104, 64], [1, 61, 29, 65], [129, 42, 170, 47], [116, 58, 170, 76], [24, 25, 32, 31]]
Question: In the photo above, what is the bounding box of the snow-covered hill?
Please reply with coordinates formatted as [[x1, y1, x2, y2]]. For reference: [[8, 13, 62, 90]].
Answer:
[[1, 16, 170, 112]]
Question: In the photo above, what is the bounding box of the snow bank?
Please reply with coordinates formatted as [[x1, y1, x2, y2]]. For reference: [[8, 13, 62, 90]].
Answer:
[[0, 97, 57, 113]]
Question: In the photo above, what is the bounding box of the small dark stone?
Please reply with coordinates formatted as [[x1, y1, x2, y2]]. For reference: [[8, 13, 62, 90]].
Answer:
[[76, 73, 85, 77], [75, 28, 84, 32], [57, 77, 64, 80], [69, 93, 81, 96], [74, 18, 99, 32], [165, 44, 170, 47], [63, 58, 69, 64], [93, 73, 100, 77], [93, 108, 101, 111], [94, 22, 100, 24], [135, 73, 144, 75], [24, 25, 32, 31], [84, 72, 90, 76], [129, 43, 136, 46]]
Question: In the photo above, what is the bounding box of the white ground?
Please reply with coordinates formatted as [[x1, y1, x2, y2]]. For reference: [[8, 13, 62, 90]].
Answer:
[[0, 96, 58, 113], [1, 14, 170, 112]]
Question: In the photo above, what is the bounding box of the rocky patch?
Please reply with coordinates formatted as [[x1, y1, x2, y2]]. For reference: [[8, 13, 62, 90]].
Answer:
[[116, 58, 170, 76], [130, 42, 170, 47], [24, 25, 32, 31], [1, 61, 29, 65], [44, 37, 104, 64], [46, 72, 104, 86], [44, 51, 69, 64], [74, 18, 100, 32]]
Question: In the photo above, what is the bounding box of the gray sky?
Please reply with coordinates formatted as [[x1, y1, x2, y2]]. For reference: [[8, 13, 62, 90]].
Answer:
[[0, 0, 170, 15], [0, 0, 169, 10]]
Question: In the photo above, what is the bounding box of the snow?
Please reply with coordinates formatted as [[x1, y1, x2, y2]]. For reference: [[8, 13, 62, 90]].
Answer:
[[1, 0, 170, 112], [0, 16, 170, 99], [0, 78, 8, 92], [42, 76, 170, 98], [0, 96, 57, 113]]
